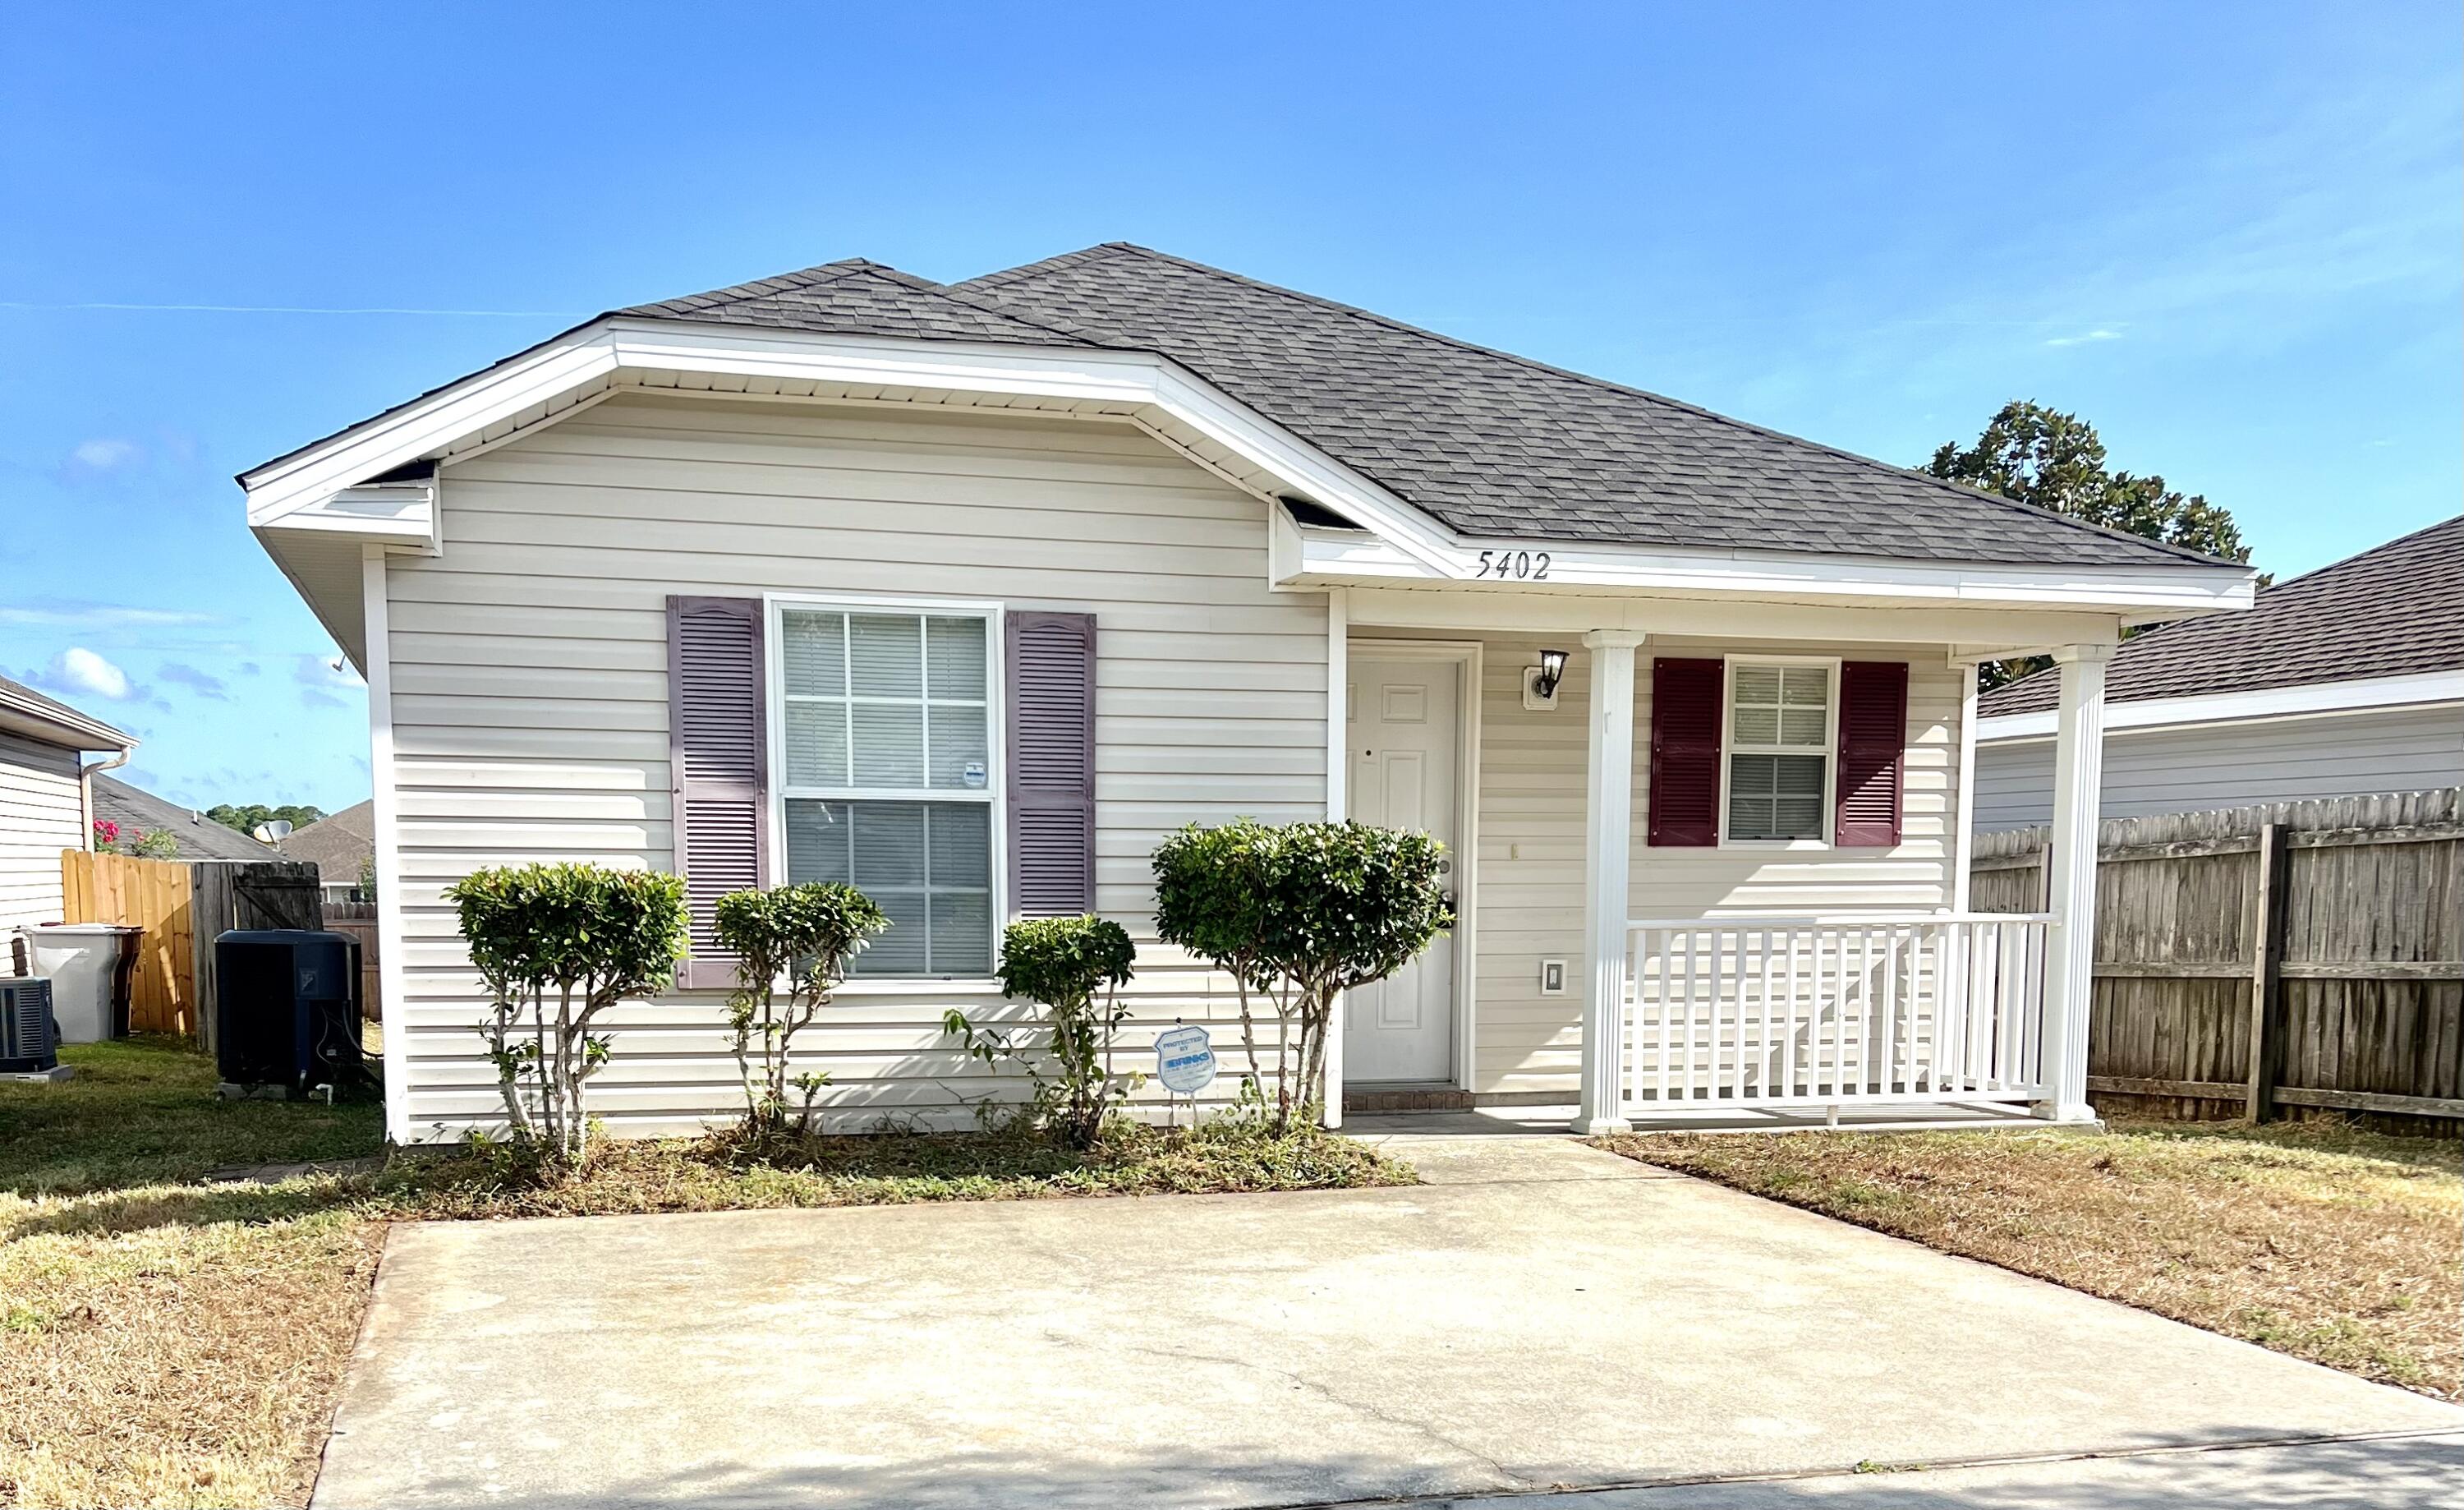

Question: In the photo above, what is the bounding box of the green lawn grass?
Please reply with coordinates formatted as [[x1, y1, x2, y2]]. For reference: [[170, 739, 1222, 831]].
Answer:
[[1593, 1119, 2462, 1399]]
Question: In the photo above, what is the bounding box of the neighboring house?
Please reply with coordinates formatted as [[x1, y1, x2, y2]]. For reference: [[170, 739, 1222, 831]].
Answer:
[[276, 800, 375, 900], [0, 674, 135, 932], [90, 773, 280, 863], [1974, 515, 2464, 828], [242, 243, 2257, 1144]]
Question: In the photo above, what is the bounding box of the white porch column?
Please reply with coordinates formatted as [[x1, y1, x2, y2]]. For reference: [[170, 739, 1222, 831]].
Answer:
[[1574, 629, 1645, 1134], [1322, 588, 1348, 1129], [2037, 642, 2112, 1124]]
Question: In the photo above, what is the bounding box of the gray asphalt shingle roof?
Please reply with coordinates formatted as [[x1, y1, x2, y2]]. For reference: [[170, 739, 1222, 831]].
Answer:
[[274, 799, 375, 886], [1980, 515, 2464, 716], [90, 775, 278, 863], [630, 243, 2235, 572]]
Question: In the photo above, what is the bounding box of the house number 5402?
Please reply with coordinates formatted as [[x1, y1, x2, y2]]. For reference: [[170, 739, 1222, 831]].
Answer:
[[1474, 549, 1551, 581]]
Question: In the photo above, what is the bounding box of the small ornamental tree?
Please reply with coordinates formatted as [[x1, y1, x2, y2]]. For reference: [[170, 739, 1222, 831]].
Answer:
[[446, 863, 688, 1166], [713, 882, 888, 1139], [1154, 821, 1452, 1134], [944, 915, 1138, 1149], [1152, 819, 1276, 1093]]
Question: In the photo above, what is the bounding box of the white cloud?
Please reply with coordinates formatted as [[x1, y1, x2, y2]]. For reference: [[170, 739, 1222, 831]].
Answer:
[[2043, 328, 2125, 348], [47, 647, 134, 701], [70, 438, 140, 470]]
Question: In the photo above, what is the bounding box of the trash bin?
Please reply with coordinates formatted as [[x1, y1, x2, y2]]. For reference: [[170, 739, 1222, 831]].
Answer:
[[16, 924, 139, 1043]]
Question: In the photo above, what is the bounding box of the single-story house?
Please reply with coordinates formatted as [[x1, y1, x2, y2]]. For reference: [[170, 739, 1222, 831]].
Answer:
[[241, 244, 2257, 1145], [275, 799, 376, 902], [0, 674, 136, 933], [90, 772, 281, 863], [1974, 514, 2462, 828]]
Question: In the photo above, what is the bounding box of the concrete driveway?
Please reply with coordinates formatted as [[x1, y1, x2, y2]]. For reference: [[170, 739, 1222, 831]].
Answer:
[[313, 1135, 2463, 1508]]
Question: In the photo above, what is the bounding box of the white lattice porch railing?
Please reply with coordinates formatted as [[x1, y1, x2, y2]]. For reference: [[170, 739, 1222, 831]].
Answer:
[[1625, 914, 2052, 1110]]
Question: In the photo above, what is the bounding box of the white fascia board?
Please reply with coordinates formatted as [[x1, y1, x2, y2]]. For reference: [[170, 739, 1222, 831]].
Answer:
[[238, 318, 1464, 574], [1343, 583, 2128, 648], [0, 687, 135, 752], [1977, 669, 2464, 743], [1296, 527, 2255, 618], [245, 334, 618, 525]]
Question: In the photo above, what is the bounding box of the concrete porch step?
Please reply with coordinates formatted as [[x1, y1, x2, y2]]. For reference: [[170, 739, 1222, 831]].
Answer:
[[1344, 1084, 1478, 1113]]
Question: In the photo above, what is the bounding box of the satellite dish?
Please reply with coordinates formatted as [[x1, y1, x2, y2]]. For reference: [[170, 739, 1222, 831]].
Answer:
[[255, 820, 295, 841]]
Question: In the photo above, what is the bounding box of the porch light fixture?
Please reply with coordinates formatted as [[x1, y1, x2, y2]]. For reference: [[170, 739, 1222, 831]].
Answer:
[[1524, 649, 1569, 711]]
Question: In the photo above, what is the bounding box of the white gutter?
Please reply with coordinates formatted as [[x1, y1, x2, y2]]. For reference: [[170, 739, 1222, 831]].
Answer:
[[1977, 668, 2464, 743]]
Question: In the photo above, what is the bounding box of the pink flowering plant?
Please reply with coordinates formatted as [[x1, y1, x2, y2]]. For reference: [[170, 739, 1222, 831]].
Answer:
[[90, 818, 121, 853]]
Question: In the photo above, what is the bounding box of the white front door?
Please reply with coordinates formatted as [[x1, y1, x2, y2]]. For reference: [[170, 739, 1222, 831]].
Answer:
[[1345, 656, 1460, 1084]]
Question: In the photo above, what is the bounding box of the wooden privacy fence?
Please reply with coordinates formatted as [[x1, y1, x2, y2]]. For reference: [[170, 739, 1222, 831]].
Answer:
[[59, 851, 196, 1034], [1972, 788, 2462, 1131], [57, 852, 324, 1043]]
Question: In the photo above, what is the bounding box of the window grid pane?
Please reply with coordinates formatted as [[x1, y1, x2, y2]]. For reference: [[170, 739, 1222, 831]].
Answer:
[[777, 605, 997, 978], [784, 799, 994, 977]]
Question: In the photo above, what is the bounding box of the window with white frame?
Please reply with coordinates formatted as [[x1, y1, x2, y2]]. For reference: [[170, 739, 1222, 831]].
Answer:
[[776, 604, 997, 976], [1726, 661, 1832, 842]]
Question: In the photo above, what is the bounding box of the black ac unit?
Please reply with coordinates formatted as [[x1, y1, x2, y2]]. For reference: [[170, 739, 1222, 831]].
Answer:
[[0, 977, 56, 1073], [214, 929, 362, 1095]]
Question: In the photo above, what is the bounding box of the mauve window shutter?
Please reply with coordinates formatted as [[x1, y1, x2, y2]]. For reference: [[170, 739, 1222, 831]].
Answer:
[[1648, 657, 1723, 848], [668, 596, 768, 989], [1006, 610, 1097, 918], [1835, 661, 1910, 848]]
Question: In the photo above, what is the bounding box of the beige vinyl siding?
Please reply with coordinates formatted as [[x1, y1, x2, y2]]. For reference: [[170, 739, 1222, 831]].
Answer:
[[386, 394, 1326, 1140], [0, 731, 84, 932], [1974, 704, 2464, 830], [1460, 635, 1964, 1098]]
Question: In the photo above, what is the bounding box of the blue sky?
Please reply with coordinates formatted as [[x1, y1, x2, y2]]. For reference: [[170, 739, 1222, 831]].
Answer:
[[3, 2, 2456, 814]]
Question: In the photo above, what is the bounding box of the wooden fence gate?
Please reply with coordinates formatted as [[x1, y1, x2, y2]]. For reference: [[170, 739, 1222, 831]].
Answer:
[[57, 852, 324, 1044], [1972, 788, 2462, 1132]]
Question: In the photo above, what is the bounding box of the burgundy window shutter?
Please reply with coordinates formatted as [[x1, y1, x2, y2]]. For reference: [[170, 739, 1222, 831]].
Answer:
[[1835, 661, 1910, 848], [1006, 611, 1097, 917], [1648, 658, 1723, 848], [667, 596, 768, 989]]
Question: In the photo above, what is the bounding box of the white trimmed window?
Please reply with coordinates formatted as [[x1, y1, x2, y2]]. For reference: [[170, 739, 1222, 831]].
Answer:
[[775, 604, 997, 977], [1725, 661, 1832, 842]]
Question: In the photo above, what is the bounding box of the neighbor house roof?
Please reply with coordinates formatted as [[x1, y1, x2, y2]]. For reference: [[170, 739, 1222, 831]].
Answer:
[[275, 800, 375, 886], [90, 775, 278, 863], [0, 673, 135, 752], [615, 243, 2226, 573], [1980, 515, 2464, 717]]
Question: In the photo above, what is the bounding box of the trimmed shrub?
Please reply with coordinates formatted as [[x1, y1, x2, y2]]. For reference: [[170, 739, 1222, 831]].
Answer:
[[945, 914, 1138, 1149], [446, 863, 688, 1165], [713, 882, 888, 1138], [1152, 820, 1452, 1133]]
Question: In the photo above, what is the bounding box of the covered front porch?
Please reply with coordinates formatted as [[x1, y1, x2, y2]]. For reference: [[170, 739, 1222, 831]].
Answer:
[[1317, 584, 2125, 1134]]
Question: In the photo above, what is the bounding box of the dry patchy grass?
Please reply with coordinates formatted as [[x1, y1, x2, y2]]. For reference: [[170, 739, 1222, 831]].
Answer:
[[2, 1038, 1410, 1508], [1593, 1119, 2462, 1397]]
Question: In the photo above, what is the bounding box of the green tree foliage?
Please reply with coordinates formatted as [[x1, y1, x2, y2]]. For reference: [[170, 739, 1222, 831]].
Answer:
[[205, 803, 328, 837], [445, 863, 688, 1166], [1928, 400, 2258, 688], [714, 882, 888, 1139], [945, 915, 1139, 1149], [1153, 820, 1453, 1135]]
